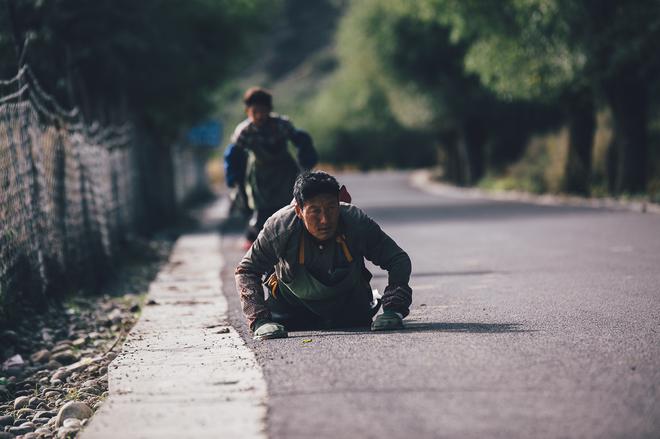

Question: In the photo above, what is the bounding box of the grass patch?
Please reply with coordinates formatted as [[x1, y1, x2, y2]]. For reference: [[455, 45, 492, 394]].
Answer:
[[479, 128, 567, 194]]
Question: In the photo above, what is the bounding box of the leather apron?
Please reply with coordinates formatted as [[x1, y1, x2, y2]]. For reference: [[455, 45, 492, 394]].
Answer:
[[273, 231, 371, 320]]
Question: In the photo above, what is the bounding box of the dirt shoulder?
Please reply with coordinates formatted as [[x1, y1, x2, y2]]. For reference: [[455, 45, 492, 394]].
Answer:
[[0, 239, 173, 439]]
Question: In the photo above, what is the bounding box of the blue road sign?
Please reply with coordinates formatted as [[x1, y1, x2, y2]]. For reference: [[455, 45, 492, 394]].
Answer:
[[186, 120, 222, 148]]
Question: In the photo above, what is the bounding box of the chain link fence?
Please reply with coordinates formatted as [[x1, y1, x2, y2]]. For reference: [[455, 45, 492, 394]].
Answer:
[[0, 66, 205, 321]]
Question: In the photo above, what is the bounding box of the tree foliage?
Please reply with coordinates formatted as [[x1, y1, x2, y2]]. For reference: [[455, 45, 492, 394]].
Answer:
[[303, 0, 659, 194], [0, 0, 274, 139], [440, 0, 660, 193], [303, 0, 559, 180]]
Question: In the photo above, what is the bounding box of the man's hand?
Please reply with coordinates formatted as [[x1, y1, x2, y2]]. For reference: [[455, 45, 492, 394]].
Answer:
[[253, 321, 288, 340], [371, 310, 404, 331], [381, 285, 412, 317]]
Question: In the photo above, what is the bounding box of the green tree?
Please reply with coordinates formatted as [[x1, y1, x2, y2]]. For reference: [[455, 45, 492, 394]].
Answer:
[[1, 0, 274, 226], [305, 0, 559, 182], [350, 0, 493, 183], [307, 0, 492, 181], [580, 0, 660, 194], [2, 0, 272, 134], [435, 0, 594, 194], [443, 0, 660, 194]]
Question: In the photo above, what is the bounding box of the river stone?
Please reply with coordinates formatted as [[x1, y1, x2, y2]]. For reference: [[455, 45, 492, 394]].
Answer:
[[0, 433, 16, 439], [64, 357, 92, 374], [45, 360, 62, 370], [8, 425, 34, 435], [51, 369, 71, 382], [34, 411, 57, 419], [62, 418, 81, 429], [13, 396, 30, 410], [51, 351, 78, 365], [0, 416, 12, 426], [30, 349, 51, 364], [81, 379, 97, 388], [55, 401, 92, 426], [32, 417, 51, 425], [29, 397, 45, 408], [107, 308, 123, 324], [57, 426, 80, 438], [80, 386, 100, 395], [16, 408, 35, 419], [72, 337, 87, 348], [22, 433, 40, 439], [50, 344, 71, 355]]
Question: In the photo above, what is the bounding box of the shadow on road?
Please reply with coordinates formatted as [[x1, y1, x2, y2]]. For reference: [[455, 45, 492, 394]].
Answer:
[[402, 321, 532, 333], [287, 321, 532, 338], [372, 270, 500, 279]]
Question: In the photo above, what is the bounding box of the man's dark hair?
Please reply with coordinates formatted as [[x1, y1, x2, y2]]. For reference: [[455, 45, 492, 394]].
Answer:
[[294, 171, 340, 206], [243, 87, 272, 108]]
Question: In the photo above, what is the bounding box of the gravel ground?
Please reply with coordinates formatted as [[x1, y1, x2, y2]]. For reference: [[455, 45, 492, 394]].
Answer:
[[0, 239, 173, 439]]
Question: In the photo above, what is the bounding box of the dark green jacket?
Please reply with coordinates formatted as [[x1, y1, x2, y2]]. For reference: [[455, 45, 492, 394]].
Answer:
[[235, 203, 411, 329]]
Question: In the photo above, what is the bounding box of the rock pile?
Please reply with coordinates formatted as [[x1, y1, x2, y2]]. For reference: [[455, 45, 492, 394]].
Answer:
[[0, 239, 172, 438]]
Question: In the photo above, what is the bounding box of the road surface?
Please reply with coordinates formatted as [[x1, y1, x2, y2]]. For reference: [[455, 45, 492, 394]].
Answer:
[[220, 171, 660, 439]]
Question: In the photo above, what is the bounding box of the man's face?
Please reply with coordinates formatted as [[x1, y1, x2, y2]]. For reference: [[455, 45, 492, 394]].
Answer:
[[246, 104, 270, 128], [295, 193, 340, 241]]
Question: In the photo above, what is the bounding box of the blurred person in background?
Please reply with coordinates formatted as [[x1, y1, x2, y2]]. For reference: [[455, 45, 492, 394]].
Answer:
[[224, 87, 317, 249]]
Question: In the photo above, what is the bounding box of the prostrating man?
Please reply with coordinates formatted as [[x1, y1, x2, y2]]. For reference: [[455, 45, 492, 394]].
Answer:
[[235, 171, 413, 340]]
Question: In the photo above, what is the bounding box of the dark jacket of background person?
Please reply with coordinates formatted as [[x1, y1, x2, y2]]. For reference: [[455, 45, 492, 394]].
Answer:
[[224, 114, 317, 210]]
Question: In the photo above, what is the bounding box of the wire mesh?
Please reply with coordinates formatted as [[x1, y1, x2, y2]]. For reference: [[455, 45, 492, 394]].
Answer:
[[0, 66, 204, 316]]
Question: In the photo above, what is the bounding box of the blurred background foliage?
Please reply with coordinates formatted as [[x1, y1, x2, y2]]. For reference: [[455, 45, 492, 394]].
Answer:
[[1, 0, 659, 200], [0, 0, 276, 229], [218, 0, 660, 200], [0, 0, 274, 139]]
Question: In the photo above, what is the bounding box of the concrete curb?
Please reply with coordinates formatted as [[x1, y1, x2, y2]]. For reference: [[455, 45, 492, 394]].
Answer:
[[409, 169, 660, 215], [82, 216, 267, 438]]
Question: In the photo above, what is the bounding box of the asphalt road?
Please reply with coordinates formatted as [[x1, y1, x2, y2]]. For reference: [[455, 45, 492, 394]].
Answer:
[[220, 171, 660, 439]]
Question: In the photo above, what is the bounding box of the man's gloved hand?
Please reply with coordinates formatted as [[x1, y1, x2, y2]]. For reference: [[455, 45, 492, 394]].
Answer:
[[381, 285, 412, 317], [371, 310, 404, 331], [253, 320, 288, 341]]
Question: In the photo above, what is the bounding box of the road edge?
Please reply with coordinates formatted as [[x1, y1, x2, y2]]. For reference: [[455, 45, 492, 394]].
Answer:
[[81, 199, 268, 439], [409, 169, 660, 215]]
